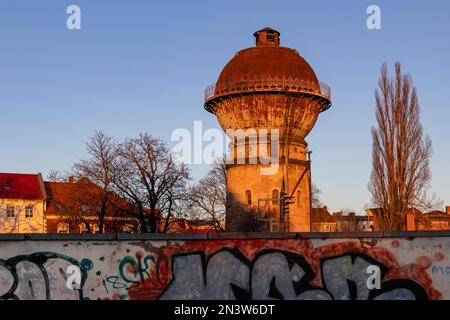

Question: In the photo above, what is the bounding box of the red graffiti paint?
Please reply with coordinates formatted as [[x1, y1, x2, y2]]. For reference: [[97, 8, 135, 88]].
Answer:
[[391, 240, 400, 248], [126, 263, 137, 274], [104, 293, 124, 300], [136, 251, 144, 259], [127, 254, 169, 300], [108, 239, 442, 300], [435, 251, 445, 261], [416, 256, 432, 270]]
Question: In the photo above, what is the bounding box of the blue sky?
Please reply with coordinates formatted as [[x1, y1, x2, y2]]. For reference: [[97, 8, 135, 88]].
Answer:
[[0, 0, 449, 213]]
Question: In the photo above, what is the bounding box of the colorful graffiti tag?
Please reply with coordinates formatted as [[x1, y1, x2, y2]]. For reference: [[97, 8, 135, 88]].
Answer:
[[0, 236, 447, 300], [159, 250, 427, 300], [0, 252, 91, 300]]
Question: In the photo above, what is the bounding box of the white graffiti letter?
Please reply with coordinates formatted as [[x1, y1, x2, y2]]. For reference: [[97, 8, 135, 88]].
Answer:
[[66, 5, 81, 30], [366, 265, 381, 289], [66, 265, 81, 290]]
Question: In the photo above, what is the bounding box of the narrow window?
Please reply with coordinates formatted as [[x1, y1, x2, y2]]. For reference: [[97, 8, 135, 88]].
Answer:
[[6, 206, 15, 218], [272, 189, 279, 205], [91, 223, 99, 234], [245, 190, 252, 205], [80, 224, 89, 233], [297, 190, 301, 207], [25, 206, 34, 218]]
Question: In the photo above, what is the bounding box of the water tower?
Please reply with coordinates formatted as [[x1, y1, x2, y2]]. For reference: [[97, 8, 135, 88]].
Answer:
[[204, 28, 331, 232]]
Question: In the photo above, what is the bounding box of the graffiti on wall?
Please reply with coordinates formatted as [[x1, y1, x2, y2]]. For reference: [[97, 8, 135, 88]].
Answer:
[[159, 249, 427, 300], [122, 239, 442, 300], [0, 252, 91, 300], [105, 252, 156, 291], [0, 238, 445, 300]]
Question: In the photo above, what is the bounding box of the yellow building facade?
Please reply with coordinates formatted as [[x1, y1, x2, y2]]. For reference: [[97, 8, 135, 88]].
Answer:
[[0, 173, 46, 233]]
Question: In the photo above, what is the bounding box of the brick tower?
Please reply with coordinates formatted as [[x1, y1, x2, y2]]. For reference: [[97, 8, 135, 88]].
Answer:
[[204, 28, 332, 232]]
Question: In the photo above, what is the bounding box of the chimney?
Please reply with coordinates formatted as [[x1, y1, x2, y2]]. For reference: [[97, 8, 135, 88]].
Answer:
[[446, 206, 450, 215], [322, 206, 328, 211], [254, 27, 280, 47], [68, 176, 74, 183]]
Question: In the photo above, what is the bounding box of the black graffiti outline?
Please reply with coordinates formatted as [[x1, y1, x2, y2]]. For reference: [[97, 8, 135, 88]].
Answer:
[[0, 252, 91, 300], [158, 248, 326, 300], [158, 248, 429, 300], [318, 252, 428, 300]]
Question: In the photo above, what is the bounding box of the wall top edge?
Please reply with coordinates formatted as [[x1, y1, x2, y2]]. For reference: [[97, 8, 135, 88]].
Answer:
[[0, 231, 449, 241]]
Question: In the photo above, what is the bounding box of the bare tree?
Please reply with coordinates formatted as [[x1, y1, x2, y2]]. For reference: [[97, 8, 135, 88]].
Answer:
[[47, 170, 68, 182], [369, 62, 433, 231], [72, 131, 119, 233], [110, 154, 148, 233], [119, 133, 189, 233], [312, 184, 323, 208], [189, 157, 227, 232]]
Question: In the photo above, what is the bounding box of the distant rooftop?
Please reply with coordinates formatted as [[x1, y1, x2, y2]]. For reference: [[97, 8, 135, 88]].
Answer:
[[0, 173, 45, 200]]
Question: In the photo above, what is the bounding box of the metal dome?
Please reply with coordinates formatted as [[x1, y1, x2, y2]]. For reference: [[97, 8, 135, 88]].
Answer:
[[204, 28, 331, 113]]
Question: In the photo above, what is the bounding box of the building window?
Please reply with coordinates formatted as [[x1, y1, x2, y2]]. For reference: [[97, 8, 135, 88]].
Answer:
[[79, 224, 88, 233], [6, 206, 15, 218], [297, 190, 301, 207], [266, 31, 275, 41], [272, 189, 279, 205], [57, 222, 69, 233], [245, 190, 252, 205], [92, 223, 100, 233], [25, 206, 34, 218], [80, 223, 99, 234], [122, 224, 135, 233]]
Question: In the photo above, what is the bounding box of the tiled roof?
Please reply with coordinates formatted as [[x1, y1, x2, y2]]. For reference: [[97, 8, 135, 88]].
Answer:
[[335, 213, 372, 222], [423, 211, 450, 220], [45, 178, 134, 217], [0, 173, 45, 200], [311, 207, 336, 223]]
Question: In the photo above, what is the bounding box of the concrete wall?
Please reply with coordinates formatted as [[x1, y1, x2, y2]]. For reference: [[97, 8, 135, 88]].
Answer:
[[1, 232, 450, 300]]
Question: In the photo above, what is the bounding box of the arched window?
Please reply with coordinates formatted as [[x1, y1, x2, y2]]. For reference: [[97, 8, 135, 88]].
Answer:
[[272, 189, 279, 205], [297, 190, 301, 207], [245, 190, 252, 205]]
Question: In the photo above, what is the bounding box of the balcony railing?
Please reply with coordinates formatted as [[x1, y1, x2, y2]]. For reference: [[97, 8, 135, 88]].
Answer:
[[204, 77, 332, 105]]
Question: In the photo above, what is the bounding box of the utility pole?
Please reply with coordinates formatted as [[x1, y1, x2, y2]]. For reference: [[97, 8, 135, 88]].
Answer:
[[307, 150, 312, 232], [280, 176, 294, 231]]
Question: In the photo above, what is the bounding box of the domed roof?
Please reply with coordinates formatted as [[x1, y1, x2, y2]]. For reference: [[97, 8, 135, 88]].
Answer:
[[216, 28, 319, 88], [204, 28, 331, 113]]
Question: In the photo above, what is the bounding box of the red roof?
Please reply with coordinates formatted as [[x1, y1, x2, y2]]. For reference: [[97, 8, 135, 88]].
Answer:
[[0, 173, 45, 200], [215, 28, 319, 94], [311, 207, 336, 223], [45, 178, 135, 218]]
